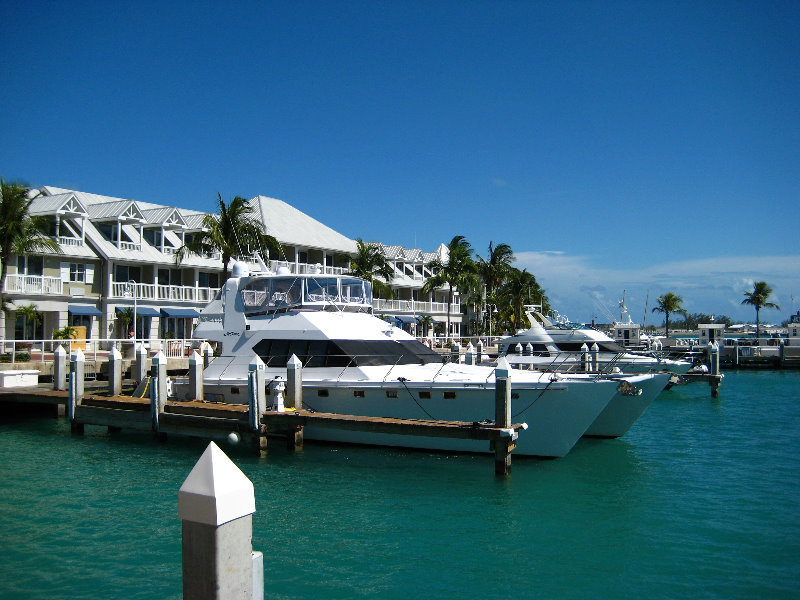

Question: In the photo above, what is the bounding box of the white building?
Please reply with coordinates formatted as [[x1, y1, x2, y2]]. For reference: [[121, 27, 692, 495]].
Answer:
[[2, 186, 459, 349]]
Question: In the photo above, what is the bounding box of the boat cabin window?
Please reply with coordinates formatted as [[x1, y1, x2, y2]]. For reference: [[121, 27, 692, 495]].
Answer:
[[241, 277, 302, 314]]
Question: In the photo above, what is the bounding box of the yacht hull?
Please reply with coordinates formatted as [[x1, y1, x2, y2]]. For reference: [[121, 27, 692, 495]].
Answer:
[[184, 365, 620, 457], [583, 372, 671, 438]]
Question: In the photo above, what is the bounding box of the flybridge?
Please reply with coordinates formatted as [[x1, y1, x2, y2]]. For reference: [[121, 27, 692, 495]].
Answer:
[[239, 273, 374, 315]]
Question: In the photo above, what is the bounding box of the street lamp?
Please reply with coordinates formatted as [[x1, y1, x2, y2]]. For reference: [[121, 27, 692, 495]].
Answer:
[[487, 304, 498, 339]]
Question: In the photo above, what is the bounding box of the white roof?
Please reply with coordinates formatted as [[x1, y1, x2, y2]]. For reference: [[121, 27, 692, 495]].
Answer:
[[252, 195, 357, 254]]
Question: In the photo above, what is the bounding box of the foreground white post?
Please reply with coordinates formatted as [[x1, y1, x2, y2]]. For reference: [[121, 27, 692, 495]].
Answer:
[[591, 343, 600, 372], [179, 442, 263, 600]]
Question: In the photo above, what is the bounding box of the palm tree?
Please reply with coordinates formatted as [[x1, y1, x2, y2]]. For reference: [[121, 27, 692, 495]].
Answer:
[[175, 193, 282, 282], [0, 178, 62, 312], [422, 235, 477, 341], [652, 292, 688, 338], [417, 314, 434, 337], [476, 242, 515, 298], [346, 239, 394, 299], [476, 242, 515, 335], [498, 268, 546, 332], [741, 281, 781, 341], [16, 303, 42, 339]]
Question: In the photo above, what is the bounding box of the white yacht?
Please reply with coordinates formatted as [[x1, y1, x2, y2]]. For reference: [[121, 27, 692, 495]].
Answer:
[[497, 307, 692, 375], [179, 263, 658, 457]]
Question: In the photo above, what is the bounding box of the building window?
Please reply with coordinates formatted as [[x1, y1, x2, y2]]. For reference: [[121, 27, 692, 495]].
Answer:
[[69, 263, 86, 282], [115, 265, 141, 283], [17, 255, 43, 276], [198, 272, 220, 288]]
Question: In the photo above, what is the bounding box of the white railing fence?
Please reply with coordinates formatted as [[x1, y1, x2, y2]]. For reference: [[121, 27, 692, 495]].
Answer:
[[0, 337, 208, 363]]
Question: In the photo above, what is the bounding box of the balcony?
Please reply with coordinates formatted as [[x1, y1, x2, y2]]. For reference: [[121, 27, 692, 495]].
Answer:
[[110, 281, 219, 303], [372, 298, 456, 316], [5, 274, 63, 296]]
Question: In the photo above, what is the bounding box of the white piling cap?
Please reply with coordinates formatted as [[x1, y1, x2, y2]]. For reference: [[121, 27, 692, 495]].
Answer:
[[495, 356, 511, 379], [153, 350, 167, 364], [70, 347, 85, 362], [178, 442, 255, 526], [54, 344, 66, 356], [287, 353, 302, 368], [188, 350, 202, 364], [110, 347, 122, 360], [249, 354, 265, 371]]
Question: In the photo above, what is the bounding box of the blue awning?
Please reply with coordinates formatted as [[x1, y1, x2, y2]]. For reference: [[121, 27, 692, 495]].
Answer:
[[68, 305, 102, 316], [161, 307, 200, 318], [116, 306, 160, 317], [395, 315, 418, 324]]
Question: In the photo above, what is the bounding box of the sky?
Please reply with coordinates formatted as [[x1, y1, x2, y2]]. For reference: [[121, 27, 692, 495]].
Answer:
[[2, 1, 798, 324]]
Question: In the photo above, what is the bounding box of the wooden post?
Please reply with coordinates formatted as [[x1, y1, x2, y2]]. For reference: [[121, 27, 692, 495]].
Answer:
[[178, 442, 262, 600], [286, 354, 304, 451], [494, 357, 512, 476], [54, 344, 67, 391], [151, 351, 167, 435], [108, 346, 123, 397], [69, 348, 85, 434], [188, 351, 204, 401], [134, 343, 148, 384]]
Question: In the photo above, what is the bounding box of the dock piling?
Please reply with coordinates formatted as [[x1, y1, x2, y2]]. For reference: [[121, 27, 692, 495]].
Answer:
[[151, 351, 167, 435], [134, 343, 148, 383], [189, 351, 204, 401], [54, 344, 67, 391], [68, 348, 85, 434], [494, 357, 513, 477], [285, 355, 304, 451], [476, 339, 483, 364], [179, 442, 262, 600], [465, 342, 475, 365], [591, 343, 600, 372], [108, 347, 123, 397]]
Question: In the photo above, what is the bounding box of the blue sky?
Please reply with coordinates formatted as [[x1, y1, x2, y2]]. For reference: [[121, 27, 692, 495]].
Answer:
[[2, 1, 798, 323]]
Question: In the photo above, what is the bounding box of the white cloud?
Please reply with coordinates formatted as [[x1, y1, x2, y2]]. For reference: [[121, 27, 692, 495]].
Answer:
[[514, 251, 800, 323]]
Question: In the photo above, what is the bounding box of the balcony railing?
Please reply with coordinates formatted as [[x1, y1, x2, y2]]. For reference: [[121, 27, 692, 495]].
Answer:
[[269, 260, 349, 275], [5, 274, 63, 296], [57, 236, 84, 247], [372, 298, 456, 315], [110, 281, 219, 303]]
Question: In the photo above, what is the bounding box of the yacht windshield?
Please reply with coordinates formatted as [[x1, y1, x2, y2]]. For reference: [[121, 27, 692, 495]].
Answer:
[[241, 275, 372, 315], [252, 338, 443, 368]]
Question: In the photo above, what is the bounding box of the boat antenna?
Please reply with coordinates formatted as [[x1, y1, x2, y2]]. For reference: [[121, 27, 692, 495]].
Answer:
[[643, 289, 649, 328]]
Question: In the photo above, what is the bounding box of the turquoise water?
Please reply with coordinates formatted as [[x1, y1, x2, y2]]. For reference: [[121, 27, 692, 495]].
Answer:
[[1, 370, 799, 599]]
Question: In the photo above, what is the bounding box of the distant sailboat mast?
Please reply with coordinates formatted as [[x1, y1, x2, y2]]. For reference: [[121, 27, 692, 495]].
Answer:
[[643, 290, 649, 328]]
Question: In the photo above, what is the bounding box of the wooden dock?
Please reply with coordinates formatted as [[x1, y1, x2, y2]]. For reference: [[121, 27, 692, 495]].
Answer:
[[0, 381, 524, 476]]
